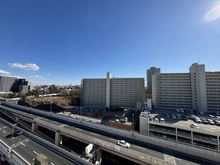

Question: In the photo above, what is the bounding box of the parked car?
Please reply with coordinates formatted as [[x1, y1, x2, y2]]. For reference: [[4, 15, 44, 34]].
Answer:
[[201, 118, 208, 124], [199, 111, 204, 115], [154, 118, 159, 122], [212, 112, 220, 116], [180, 108, 184, 113], [160, 118, 165, 123], [214, 120, 220, 126], [209, 115, 214, 118], [171, 114, 177, 119], [176, 114, 181, 119], [193, 117, 202, 123], [207, 119, 215, 125], [188, 114, 196, 119], [190, 123, 199, 129], [165, 113, 171, 118], [176, 108, 180, 113], [181, 115, 188, 121], [117, 140, 130, 148]]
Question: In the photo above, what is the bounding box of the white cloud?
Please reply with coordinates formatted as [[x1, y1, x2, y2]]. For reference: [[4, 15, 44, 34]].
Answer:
[[8, 63, 40, 71], [204, 1, 220, 22], [0, 69, 10, 75], [7, 75, 21, 78], [47, 73, 50, 76], [30, 75, 43, 79]]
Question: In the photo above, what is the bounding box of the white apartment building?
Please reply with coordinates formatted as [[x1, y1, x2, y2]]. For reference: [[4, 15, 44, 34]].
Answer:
[[81, 72, 145, 109], [206, 71, 220, 112], [147, 67, 160, 91], [152, 63, 220, 113]]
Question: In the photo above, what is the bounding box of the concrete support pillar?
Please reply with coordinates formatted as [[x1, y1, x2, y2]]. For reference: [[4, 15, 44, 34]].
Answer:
[[95, 147, 102, 165], [31, 122, 38, 132], [146, 117, 149, 135], [176, 128, 178, 142], [217, 136, 219, 152], [191, 131, 193, 145], [55, 132, 62, 145]]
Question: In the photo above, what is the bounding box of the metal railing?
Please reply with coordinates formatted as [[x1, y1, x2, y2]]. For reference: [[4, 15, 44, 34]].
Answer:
[[0, 139, 31, 165]]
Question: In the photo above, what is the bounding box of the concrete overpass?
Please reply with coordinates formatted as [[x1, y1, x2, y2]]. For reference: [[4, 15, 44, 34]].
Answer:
[[0, 118, 93, 165], [1, 102, 220, 165], [0, 105, 168, 165]]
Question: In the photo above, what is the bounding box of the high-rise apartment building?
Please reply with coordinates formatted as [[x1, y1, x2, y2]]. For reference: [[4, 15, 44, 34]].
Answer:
[[206, 72, 220, 112], [152, 63, 220, 113], [81, 72, 145, 109], [0, 76, 31, 93], [147, 67, 160, 91]]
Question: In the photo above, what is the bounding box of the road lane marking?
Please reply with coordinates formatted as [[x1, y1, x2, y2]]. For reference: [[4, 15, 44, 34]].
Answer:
[[50, 163, 55, 165], [90, 132, 99, 136], [33, 151, 39, 155], [20, 143, 25, 146], [2, 130, 6, 133]]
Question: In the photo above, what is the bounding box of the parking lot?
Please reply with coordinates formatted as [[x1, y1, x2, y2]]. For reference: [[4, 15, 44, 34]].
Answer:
[[149, 108, 220, 134]]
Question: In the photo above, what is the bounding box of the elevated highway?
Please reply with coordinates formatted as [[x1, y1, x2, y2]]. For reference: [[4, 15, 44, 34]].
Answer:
[[0, 106, 168, 165], [0, 119, 92, 165], [1, 102, 220, 165]]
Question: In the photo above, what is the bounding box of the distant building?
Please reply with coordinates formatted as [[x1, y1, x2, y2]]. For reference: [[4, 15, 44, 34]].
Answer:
[[0, 76, 18, 92], [0, 76, 31, 93], [81, 72, 145, 109], [147, 67, 160, 91], [152, 63, 220, 113]]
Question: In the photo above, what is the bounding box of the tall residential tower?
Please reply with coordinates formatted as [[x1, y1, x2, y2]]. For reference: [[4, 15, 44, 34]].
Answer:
[[147, 67, 160, 91]]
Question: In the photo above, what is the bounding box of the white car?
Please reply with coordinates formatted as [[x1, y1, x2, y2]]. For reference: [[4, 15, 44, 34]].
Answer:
[[117, 140, 130, 148], [154, 118, 159, 122], [190, 123, 199, 129]]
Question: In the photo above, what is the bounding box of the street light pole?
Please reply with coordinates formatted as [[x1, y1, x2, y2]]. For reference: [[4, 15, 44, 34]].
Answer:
[[12, 123, 17, 145]]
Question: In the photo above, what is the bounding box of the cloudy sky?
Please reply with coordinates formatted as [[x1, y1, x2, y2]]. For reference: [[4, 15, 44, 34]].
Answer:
[[0, 0, 220, 85]]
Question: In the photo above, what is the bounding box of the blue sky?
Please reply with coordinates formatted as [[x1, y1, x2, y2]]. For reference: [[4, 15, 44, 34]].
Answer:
[[0, 0, 220, 86]]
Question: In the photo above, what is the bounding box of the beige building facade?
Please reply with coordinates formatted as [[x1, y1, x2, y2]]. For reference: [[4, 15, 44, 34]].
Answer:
[[152, 63, 220, 113], [81, 72, 145, 109]]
